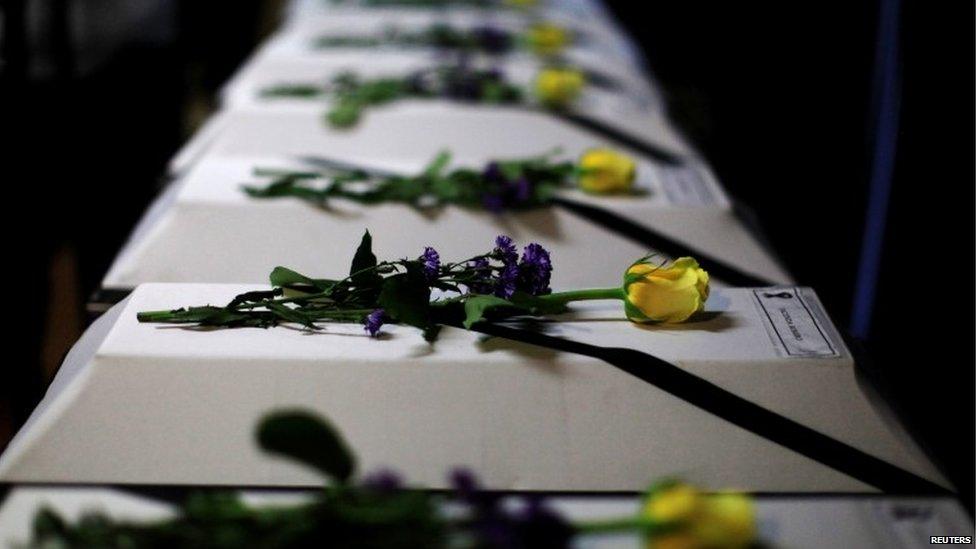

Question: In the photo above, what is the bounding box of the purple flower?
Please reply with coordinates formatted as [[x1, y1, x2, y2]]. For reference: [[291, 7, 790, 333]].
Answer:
[[362, 468, 403, 493], [484, 67, 504, 81], [513, 498, 574, 548], [467, 257, 493, 294], [482, 162, 507, 213], [494, 262, 518, 299], [420, 246, 440, 281], [445, 75, 481, 101], [364, 309, 385, 337], [450, 467, 480, 497], [482, 161, 504, 183], [513, 176, 532, 203], [494, 235, 518, 265], [517, 243, 552, 296], [473, 26, 513, 55], [483, 194, 505, 213]]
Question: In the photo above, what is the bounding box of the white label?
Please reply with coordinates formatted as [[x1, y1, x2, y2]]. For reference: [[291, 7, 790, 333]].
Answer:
[[658, 165, 719, 207], [864, 500, 973, 548], [753, 287, 840, 358]]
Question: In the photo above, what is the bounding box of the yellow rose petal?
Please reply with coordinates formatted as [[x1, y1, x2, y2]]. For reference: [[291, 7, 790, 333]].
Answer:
[[644, 484, 700, 522], [578, 148, 637, 194], [624, 258, 709, 323], [534, 68, 585, 108], [527, 23, 569, 56], [691, 494, 756, 549]]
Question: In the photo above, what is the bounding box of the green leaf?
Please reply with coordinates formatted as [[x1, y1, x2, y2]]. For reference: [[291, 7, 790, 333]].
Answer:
[[462, 295, 514, 328], [350, 231, 378, 275], [422, 324, 442, 342], [227, 289, 281, 308], [269, 267, 329, 293], [260, 84, 325, 98], [327, 101, 362, 127], [422, 151, 451, 178], [509, 291, 568, 315], [32, 508, 68, 540], [349, 231, 384, 292], [257, 410, 356, 484], [243, 177, 298, 198], [377, 263, 431, 328], [265, 302, 318, 329]]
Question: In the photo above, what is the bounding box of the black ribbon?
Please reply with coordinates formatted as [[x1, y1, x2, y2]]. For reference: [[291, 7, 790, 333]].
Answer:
[[552, 197, 777, 288], [297, 151, 778, 288], [553, 111, 685, 166], [462, 320, 948, 495]]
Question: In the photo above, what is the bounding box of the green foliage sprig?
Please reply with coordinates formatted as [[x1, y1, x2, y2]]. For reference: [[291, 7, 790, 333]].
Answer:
[[137, 231, 568, 342], [263, 67, 524, 127], [259, 62, 631, 130], [332, 66, 523, 127], [313, 23, 516, 55], [242, 151, 578, 212], [330, 0, 499, 8]]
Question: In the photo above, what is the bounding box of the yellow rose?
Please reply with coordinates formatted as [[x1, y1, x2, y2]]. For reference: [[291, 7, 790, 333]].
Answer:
[[644, 483, 700, 522], [643, 483, 756, 549], [578, 148, 636, 194], [534, 68, 585, 108], [526, 23, 569, 56], [624, 257, 709, 323], [691, 494, 756, 549]]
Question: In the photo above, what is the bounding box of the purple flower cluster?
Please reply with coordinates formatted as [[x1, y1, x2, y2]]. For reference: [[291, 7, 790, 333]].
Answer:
[[449, 468, 573, 548], [472, 26, 514, 55], [494, 235, 518, 264], [468, 235, 552, 298], [467, 257, 494, 295], [361, 468, 403, 493], [420, 246, 441, 281], [481, 162, 534, 212], [363, 308, 385, 337], [517, 243, 552, 296]]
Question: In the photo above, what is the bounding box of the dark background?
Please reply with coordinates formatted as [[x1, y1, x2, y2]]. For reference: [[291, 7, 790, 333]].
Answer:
[[609, 1, 974, 509], [1, 0, 973, 511]]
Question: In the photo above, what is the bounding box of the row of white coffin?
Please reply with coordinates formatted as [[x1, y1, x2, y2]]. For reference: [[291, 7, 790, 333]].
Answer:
[[0, 0, 952, 501]]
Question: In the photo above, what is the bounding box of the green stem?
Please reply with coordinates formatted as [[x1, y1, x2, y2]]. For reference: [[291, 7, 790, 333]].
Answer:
[[136, 310, 183, 322], [540, 287, 624, 306], [303, 309, 374, 320], [235, 292, 332, 309]]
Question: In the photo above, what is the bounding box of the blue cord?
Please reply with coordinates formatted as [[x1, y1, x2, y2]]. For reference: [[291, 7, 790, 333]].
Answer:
[[851, 0, 902, 338]]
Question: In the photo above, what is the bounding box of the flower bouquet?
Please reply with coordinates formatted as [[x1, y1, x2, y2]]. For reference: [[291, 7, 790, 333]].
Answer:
[[312, 22, 573, 58], [243, 149, 638, 212], [137, 232, 710, 341], [260, 63, 598, 128], [324, 0, 555, 8]]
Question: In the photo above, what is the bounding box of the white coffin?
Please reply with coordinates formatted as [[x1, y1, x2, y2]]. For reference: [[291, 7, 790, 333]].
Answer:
[[103, 151, 787, 290], [274, 6, 642, 70], [282, 0, 624, 27], [1, 487, 970, 548], [0, 283, 945, 492], [216, 57, 680, 161]]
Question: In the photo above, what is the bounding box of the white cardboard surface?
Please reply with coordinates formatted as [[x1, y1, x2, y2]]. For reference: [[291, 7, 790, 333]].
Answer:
[[102, 154, 785, 290], [0, 284, 945, 492]]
